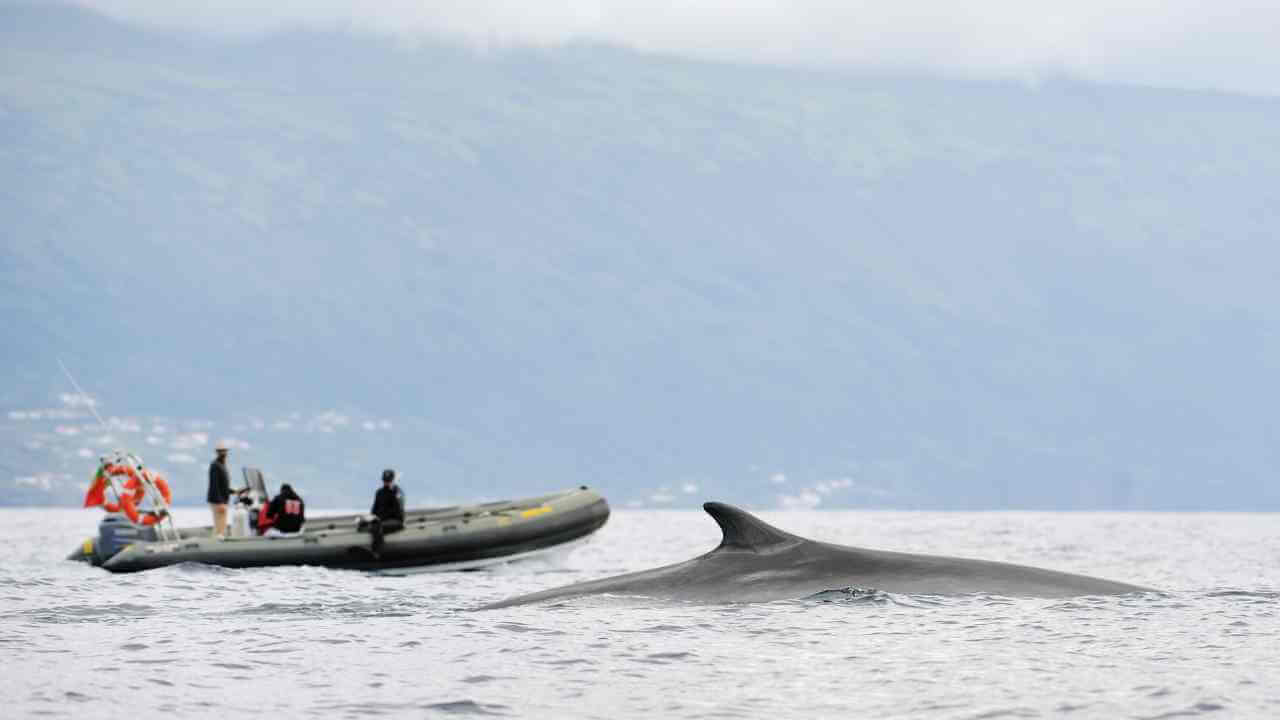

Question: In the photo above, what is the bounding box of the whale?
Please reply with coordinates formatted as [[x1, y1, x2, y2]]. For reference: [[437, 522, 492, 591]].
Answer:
[[482, 502, 1153, 608]]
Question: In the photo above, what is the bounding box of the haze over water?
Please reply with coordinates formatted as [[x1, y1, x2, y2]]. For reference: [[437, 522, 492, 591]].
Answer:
[[3, 507, 1276, 718]]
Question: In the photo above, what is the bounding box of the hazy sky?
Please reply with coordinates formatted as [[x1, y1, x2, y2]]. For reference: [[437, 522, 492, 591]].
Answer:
[[67, 1, 1280, 97]]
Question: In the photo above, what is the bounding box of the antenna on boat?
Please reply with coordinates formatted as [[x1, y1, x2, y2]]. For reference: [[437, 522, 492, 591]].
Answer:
[[56, 357, 108, 430], [56, 358, 180, 540]]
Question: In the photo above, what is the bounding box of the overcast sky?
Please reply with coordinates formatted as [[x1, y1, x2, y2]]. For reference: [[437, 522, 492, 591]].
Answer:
[[74, 1, 1280, 97]]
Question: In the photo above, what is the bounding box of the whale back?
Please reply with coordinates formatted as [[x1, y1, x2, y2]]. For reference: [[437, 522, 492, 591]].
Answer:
[[479, 501, 1153, 609], [703, 502, 802, 552]]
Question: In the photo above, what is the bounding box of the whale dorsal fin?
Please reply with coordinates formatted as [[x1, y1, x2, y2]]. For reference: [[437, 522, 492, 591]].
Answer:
[[704, 502, 800, 551]]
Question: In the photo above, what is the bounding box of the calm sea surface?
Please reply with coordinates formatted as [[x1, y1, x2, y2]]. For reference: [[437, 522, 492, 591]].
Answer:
[[1, 507, 1276, 719]]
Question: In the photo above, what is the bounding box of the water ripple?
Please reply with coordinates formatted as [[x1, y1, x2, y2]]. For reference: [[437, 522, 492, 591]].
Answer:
[[2, 509, 1277, 719]]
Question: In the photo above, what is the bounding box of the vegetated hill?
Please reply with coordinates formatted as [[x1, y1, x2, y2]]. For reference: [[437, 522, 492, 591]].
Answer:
[[3, 4, 1279, 509]]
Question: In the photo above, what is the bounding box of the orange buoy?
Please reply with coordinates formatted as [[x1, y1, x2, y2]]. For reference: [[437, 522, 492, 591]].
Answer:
[[151, 474, 173, 505], [102, 465, 170, 525], [120, 492, 164, 526], [100, 464, 146, 505]]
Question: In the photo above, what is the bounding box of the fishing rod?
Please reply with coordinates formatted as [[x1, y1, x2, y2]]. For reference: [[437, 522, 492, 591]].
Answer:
[[56, 358, 179, 539], [57, 357, 123, 510], [57, 357, 108, 429]]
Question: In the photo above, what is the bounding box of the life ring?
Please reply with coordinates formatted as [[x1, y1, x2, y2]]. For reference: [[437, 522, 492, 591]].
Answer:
[[105, 463, 141, 485], [152, 474, 173, 505], [120, 492, 164, 526], [125, 478, 145, 501], [102, 478, 142, 513], [101, 464, 145, 504], [101, 465, 157, 513], [138, 469, 173, 505]]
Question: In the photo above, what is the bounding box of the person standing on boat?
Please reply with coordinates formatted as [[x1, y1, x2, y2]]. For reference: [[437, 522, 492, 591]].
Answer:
[[369, 468, 405, 552], [207, 444, 232, 537]]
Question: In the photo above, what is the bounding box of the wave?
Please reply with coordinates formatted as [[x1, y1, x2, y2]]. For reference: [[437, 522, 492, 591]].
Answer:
[[801, 587, 947, 608]]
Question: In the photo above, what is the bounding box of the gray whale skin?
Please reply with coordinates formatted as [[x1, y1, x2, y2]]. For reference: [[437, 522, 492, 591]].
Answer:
[[483, 502, 1152, 608]]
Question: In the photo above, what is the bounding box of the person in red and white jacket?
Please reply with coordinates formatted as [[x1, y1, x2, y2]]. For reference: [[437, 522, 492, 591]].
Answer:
[[260, 483, 305, 535]]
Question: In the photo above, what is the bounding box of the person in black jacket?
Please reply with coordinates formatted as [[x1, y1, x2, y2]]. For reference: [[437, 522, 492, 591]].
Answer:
[[265, 483, 305, 535], [372, 469, 405, 522], [207, 445, 232, 537], [368, 468, 405, 553]]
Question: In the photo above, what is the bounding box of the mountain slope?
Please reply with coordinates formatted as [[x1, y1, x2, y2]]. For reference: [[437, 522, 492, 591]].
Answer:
[[3, 4, 1279, 508]]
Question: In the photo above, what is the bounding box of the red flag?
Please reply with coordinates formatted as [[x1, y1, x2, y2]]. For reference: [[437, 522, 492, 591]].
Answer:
[[83, 470, 107, 508]]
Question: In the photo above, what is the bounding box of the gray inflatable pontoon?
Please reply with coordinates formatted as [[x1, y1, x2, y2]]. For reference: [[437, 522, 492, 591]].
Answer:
[[68, 487, 610, 574]]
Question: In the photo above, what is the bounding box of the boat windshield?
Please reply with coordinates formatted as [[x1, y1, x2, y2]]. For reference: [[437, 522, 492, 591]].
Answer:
[[242, 467, 270, 504]]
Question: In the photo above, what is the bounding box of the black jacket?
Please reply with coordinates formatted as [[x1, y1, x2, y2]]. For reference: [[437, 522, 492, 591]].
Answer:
[[267, 489, 305, 533], [207, 460, 231, 504], [371, 484, 405, 522]]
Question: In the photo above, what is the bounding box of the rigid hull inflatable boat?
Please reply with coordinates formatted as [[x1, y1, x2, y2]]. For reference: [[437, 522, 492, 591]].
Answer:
[[70, 486, 610, 574]]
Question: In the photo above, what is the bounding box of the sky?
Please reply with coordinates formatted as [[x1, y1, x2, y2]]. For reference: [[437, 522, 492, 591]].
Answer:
[[70, 0, 1280, 98]]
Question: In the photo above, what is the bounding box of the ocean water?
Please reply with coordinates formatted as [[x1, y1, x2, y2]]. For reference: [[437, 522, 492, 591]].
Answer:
[[1, 507, 1276, 719]]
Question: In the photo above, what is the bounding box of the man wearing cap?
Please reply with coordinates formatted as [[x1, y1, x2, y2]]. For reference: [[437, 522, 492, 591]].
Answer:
[[207, 444, 233, 537], [368, 468, 405, 553]]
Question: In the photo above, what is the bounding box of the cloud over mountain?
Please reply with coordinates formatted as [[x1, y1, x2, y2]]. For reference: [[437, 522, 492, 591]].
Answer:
[[74, 0, 1280, 97]]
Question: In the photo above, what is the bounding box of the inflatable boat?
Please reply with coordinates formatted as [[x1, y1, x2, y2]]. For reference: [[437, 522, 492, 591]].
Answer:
[[69, 484, 610, 574]]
